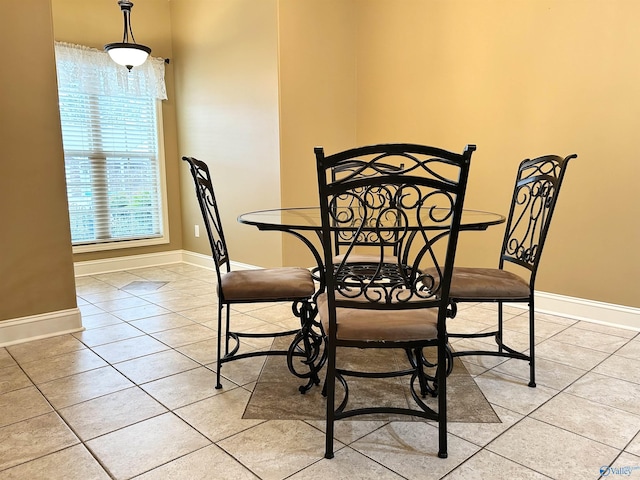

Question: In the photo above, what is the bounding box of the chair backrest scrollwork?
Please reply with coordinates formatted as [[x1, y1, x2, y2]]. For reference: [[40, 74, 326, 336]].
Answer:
[[330, 160, 405, 257], [316, 144, 475, 311], [182, 156, 231, 285], [499, 154, 577, 283]]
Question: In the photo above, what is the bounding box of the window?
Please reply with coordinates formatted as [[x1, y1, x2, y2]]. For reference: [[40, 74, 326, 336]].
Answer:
[[54, 42, 168, 252]]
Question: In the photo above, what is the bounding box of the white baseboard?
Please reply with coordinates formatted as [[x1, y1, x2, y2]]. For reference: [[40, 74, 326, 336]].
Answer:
[[180, 250, 215, 270], [181, 250, 258, 271], [0, 308, 83, 348], [74, 250, 185, 276], [75, 250, 257, 277], [533, 291, 639, 331]]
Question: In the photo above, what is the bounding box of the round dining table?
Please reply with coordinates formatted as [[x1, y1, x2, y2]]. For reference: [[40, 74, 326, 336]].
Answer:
[[239, 206, 505, 280], [239, 206, 505, 233], [238, 206, 505, 393]]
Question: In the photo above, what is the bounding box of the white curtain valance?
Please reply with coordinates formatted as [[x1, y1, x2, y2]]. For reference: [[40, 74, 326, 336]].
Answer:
[[54, 41, 167, 100]]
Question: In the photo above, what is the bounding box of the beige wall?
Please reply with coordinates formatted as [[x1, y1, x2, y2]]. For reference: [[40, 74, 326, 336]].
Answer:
[[0, 0, 77, 321], [51, 0, 183, 262], [278, 0, 358, 267], [276, 0, 639, 308], [171, 0, 283, 268], [351, 0, 639, 307]]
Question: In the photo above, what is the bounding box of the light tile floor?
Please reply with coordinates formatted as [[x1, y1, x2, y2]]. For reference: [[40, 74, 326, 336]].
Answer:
[[1, 262, 639, 479]]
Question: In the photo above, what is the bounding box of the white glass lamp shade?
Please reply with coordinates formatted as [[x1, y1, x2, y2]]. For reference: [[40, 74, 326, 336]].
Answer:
[[105, 42, 151, 70]]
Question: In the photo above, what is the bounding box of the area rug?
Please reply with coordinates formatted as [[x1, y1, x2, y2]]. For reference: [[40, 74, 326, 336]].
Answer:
[[243, 338, 499, 423]]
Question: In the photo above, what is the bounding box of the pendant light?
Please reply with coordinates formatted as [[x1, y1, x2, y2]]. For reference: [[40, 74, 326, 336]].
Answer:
[[104, 0, 151, 71]]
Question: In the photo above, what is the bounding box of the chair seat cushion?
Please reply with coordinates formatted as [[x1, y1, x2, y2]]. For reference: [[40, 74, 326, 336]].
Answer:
[[221, 267, 315, 302], [448, 267, 530, 300], [316, 293, 438, 343]]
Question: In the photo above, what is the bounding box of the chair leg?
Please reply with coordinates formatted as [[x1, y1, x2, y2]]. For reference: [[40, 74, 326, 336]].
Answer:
[[497, 301, 504, 353], [224, 304, 231, 356], [437, 342, 448, 459], [414, 348, 427, 397], [528, 298, 536, 388], [215, 303, 224, 389], [324, 339, 336, 459]]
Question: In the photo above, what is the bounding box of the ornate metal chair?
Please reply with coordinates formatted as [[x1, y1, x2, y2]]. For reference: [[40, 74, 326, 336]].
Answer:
[[182, 156, 316, 390], [315, 143, 475, 459], [446, 153, 577, 388]]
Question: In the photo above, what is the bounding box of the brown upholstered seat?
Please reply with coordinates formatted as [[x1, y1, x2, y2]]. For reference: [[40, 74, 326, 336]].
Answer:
[[447, 267, 530, 300], [316, 293, 438, 343], [221, 267, 315, 302]]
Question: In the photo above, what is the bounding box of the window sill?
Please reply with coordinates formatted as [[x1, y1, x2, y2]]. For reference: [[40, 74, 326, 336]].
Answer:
[[72, 235, 170, 254]]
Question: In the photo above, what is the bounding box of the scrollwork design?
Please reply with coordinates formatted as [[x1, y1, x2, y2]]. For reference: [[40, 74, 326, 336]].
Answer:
[[337, 151, 462, 189], [417, 190, 455, 225], [331, 185, 406, 247], [327, 152, 465, 308], [505, 170, 558, 266], [521, 157, 561, 180], [331, 191, 446, 306], [198, 181, 229, 264]]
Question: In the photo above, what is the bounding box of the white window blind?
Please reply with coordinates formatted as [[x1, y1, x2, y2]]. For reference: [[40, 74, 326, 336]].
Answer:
[[54, 42, 168, 248]]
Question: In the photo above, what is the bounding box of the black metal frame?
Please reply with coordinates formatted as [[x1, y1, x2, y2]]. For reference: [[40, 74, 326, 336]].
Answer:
[[448, 153, 577, 387], [331, 160, 405, 259], [315, 143, 475, 460], [182, 156, 318, 390]]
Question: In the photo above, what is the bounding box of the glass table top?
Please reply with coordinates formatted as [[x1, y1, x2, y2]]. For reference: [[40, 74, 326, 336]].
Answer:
[[238, 207, 505, 231]]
